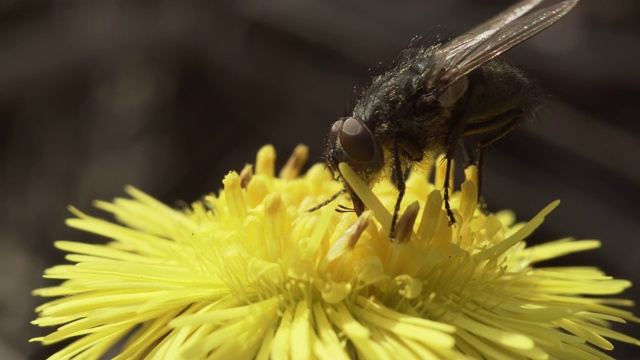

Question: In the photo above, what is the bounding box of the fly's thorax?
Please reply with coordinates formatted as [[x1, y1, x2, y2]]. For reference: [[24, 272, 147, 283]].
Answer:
[[352, 61, 428, 132]]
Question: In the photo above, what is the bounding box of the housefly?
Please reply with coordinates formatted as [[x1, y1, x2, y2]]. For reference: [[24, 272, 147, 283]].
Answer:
[[313, 0, 580, 239]]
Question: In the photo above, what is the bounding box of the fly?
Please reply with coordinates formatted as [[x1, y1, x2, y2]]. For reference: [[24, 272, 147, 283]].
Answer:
[[313, 0, 580, 239]]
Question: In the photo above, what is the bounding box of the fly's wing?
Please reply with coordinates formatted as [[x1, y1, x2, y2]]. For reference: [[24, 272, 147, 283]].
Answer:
[[427, 0, 579, 91], [443, 0, 544, 58]]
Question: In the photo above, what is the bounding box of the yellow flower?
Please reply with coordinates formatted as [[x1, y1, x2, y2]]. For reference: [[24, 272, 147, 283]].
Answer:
[[32, 145, 639, 359]]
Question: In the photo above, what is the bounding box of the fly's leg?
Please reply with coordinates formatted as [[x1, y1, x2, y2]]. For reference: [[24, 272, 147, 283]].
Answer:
[[442, 108, 472, 225], [442, 156, 457, 225], [389, 138, 406, 239], [307, 188, 346, 212]]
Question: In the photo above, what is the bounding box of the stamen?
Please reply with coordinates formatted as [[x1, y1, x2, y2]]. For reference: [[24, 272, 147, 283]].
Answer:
[[256, 145, 276, 177], [339, 163, 393, 233], [279, 144, 309, 180], [394, 201, 420, 243], [326, 211, 372, 261], [240, 164, 254, 189]]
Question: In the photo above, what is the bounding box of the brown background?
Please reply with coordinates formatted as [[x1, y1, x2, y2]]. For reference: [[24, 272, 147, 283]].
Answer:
[[1, 0, 638, 358]]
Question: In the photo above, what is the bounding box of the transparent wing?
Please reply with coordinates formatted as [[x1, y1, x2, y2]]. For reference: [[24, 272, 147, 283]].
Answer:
[[430, 0, 578, 90], [442, 0, 544, 57]]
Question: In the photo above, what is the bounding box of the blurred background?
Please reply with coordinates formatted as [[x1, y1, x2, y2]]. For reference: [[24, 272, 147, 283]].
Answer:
[[1, 0, 638, 358]]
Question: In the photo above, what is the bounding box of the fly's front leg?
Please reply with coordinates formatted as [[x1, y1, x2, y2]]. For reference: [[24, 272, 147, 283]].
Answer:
[[307, 188, 347, 212]]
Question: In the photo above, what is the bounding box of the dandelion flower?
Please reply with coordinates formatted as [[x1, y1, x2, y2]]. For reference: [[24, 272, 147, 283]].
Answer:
[[33, 144, 640, 359]]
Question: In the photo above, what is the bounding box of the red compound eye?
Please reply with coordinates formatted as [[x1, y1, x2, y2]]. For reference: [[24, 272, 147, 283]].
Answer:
[[339, 117, 376, 163]]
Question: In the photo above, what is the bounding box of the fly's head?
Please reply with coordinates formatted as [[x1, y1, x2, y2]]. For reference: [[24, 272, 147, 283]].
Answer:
[[324, 116, 385, 215]]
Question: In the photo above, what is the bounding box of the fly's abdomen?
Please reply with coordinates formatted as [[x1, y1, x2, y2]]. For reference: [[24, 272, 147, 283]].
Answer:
[[465, 60, 540, 124]]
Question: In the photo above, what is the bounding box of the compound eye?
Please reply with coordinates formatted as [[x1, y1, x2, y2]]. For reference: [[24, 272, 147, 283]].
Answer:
[[437, 76, 468, 107], [339, 117, 376, 162], [329, 120, 342, 140]]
